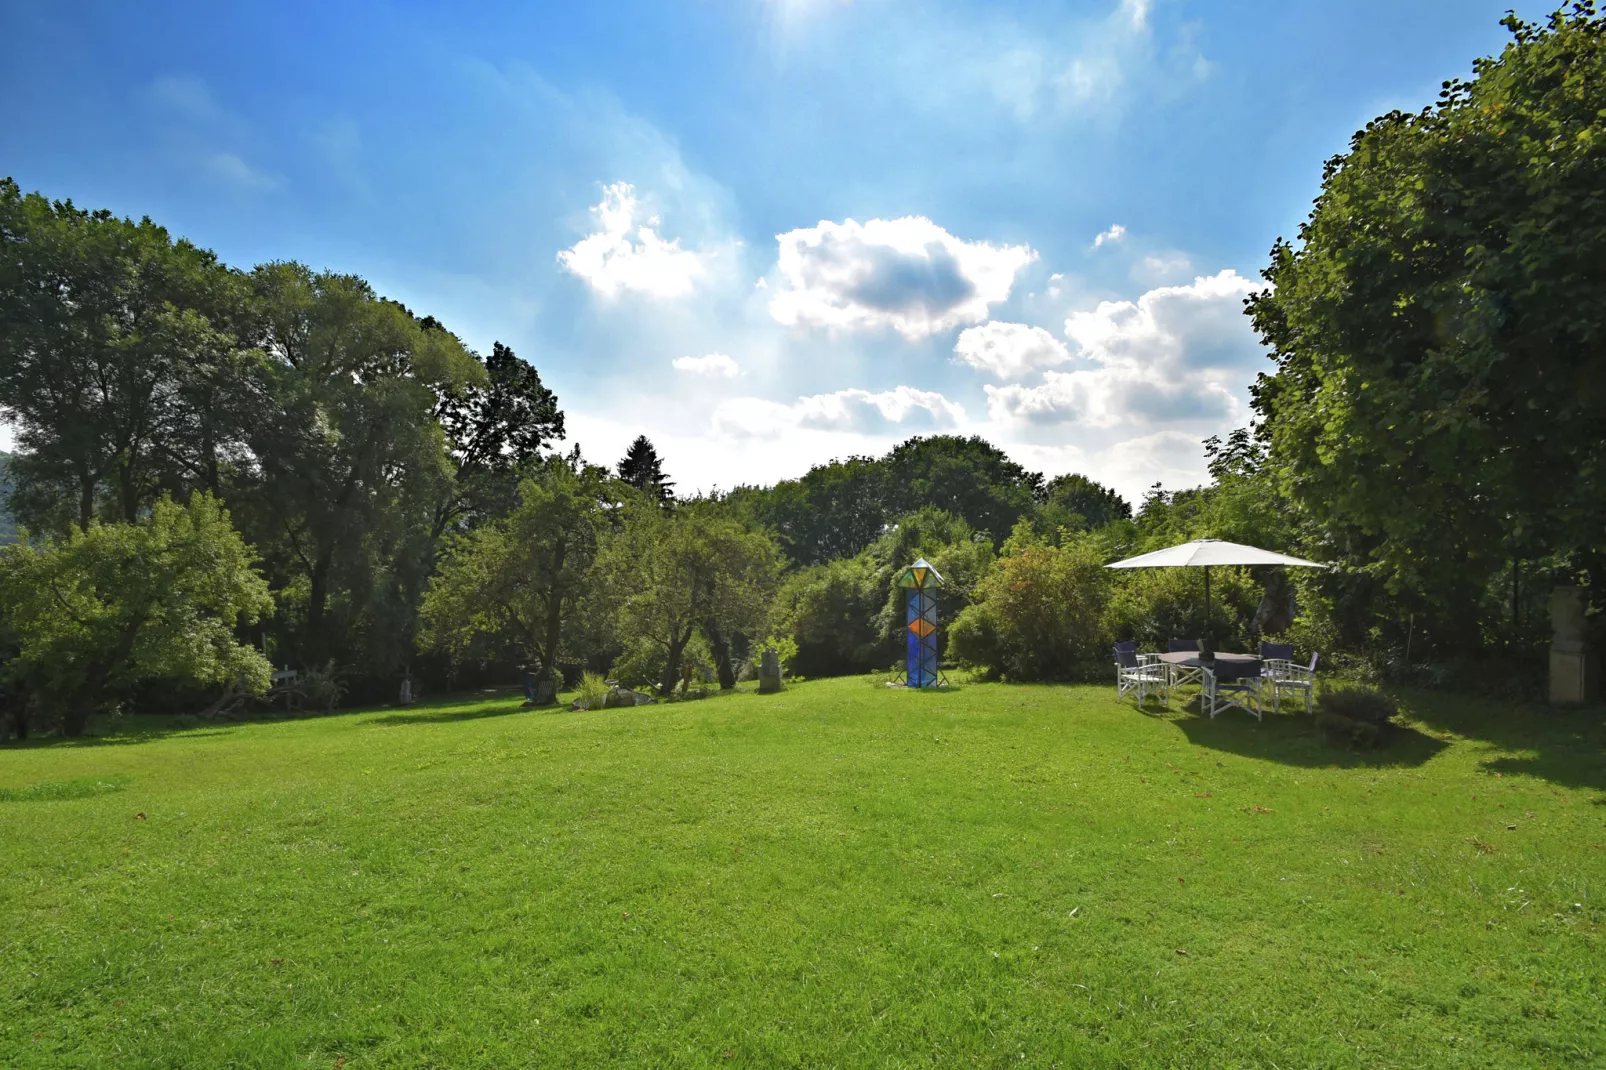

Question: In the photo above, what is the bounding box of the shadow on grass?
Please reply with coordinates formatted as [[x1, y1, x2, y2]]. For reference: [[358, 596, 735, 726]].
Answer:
[[366, 700, 536, 726], [362, 693, 545, 727], [1173, 710, 1449, 770], [1398, 689, 1606, 793], [1, 725, 240, 751]]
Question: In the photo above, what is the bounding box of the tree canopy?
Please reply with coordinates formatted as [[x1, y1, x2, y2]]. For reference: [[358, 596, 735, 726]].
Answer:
[[1249, 3, 1606, 643]]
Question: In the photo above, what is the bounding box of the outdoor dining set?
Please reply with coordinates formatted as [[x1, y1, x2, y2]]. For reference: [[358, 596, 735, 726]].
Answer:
[[1101, 536, 1327, 720], [1112, 639, 1320, 720]]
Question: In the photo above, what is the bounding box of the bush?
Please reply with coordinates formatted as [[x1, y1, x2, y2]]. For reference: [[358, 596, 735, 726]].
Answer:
[[575, 672, 609, 711], [1315, 685, 1399, 748], [948, 526, 1109, 681]]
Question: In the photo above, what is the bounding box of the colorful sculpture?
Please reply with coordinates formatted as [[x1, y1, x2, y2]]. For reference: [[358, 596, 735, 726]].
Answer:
[[895, 558, 945, 688]]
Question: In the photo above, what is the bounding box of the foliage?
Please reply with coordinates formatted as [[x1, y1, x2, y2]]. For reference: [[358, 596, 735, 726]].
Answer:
[[1315, 685, 1401, 748], [593, 500, 781, 695], [771, 557, 886, 677], [948, 524, 1110, 681], [575, 670, 610, 711], [431, 339, 565, 538], [1102, 564, 1264, 652], [1249, 5, 1606, 651], [0, 493, 272, 734], [1036, 472, 1133, 535], [419, 456, 616, 672], [616, 435, 675, 504], [0, 451, 14, 545], [295, 660, 347, 714], [757, 633, 800, 674], [0, 177, 254, 533]]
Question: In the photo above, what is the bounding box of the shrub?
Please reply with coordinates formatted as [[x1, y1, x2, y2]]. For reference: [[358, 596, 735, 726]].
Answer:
[[948, 526, 1109, 681], [575, 672, 610, 711], [1315, 685, 1399, 748]]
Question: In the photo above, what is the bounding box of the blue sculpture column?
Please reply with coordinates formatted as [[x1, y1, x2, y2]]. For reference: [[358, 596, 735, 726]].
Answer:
[[896, 558, 945, 688]]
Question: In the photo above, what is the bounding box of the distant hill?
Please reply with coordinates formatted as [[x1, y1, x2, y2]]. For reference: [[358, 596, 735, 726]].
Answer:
[[0, 451, 15, 544]]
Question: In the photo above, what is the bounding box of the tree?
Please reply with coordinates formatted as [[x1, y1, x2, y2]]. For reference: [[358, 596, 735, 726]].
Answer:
[[0, 493, 273, 735], [617, 435, 675, 504], [883, 435, 1044, 543], [595, 501, 779, 694], [731, 456, 890, 566], [1248, 5, 1606, 648], [234, 263, 484, 668], [0, 178, 251, 534], [948, 524, 1110, 681], [431, 339, 564, 539], [418, 456, 615, 676], [0, 451, 15, 545], [1037, 473, 1131, 534]]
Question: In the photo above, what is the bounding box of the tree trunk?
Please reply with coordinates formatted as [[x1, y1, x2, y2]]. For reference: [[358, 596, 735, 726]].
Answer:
[[661, 634, 688, 697], [305, 547, 334, 663], [703, 617, 736, 690], [539, 539, 568, 676], [78, 474, 95, 533]]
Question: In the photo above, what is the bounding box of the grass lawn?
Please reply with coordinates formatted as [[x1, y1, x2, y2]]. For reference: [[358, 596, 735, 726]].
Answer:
[[1, 676, 1603, 1068]]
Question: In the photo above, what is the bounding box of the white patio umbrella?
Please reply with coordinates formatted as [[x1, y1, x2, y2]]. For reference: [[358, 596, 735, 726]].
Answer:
[[1104, 538, 1327, 649]]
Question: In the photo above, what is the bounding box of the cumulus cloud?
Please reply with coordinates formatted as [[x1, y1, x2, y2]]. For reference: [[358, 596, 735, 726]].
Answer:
[[714, 386, 965, 438], [986, 269, 1265, 428], [768, 216, 1036, 339], [1091, 224, 1126, 248], [672, 353, 740, 378], [954, 321, 1070, 380], [558, 182, 706, 299]]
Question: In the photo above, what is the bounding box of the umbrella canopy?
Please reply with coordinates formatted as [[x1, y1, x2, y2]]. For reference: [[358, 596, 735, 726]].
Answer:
[[1104, 539, 1326, 571], [1103, 539, 1325, 653]]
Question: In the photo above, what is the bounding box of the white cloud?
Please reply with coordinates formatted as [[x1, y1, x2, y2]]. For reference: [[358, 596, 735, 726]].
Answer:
[[768, 216, 1036, 339], [1132, 252, 1192, 283], [986, 269, 1266, 429], [558, 182, 707, 299], [1091, 224, 1127, 248], [714, 385, 965, 438], [202, 152, 280, 191], [673, 352, 741, 378], [954, 321, 1070, 380]]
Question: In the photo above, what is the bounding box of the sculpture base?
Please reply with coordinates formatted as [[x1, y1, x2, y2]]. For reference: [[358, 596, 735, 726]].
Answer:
[[1549, 648, 1599, 705]]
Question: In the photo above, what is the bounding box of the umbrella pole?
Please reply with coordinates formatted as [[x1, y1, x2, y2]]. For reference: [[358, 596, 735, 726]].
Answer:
[[1203, 566, 1211, 653]]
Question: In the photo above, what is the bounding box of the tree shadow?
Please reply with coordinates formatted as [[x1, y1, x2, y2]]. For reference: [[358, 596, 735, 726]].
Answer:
[[1, 725, 240, 750], [362, 696, 545, 727], [1173, 708, 1449, 770], [1397, 689, 1606, 793]]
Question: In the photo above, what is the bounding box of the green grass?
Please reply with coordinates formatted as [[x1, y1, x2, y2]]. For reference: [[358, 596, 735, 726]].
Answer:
[[1, 677, 1603, 1068]]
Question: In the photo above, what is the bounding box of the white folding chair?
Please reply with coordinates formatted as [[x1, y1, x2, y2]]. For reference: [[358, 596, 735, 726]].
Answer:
[[1114, 644, 1167, 705], [1268, 652, 1319, 714], [1204, 662, 1263, 721]]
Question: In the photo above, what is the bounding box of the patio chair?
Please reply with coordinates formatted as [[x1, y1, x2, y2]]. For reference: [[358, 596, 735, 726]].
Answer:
[[1267, 652, 1319, 714], [1114, 642, 1167, 705], [1259, 642, 1295, 676], [1167, 638, 1204, 690], [1203, 659, 1263, 721]]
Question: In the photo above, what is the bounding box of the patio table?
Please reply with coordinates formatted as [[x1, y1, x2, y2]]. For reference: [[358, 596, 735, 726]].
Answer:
[[1157, 650, 1262, 681]]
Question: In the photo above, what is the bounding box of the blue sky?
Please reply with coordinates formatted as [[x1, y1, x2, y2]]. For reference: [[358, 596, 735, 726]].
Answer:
[[0, 0, 1552, 502]]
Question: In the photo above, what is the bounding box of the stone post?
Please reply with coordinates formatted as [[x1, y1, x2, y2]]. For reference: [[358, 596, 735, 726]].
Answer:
[[1549, 586, 1598, 704], [758, 649, 783, 694]]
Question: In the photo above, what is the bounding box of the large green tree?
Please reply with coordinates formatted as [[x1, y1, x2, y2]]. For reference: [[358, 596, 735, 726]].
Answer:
[[418, 456, 615, 676], [430, 338, 564, 540], [235, 263, 484, 667], [0, 178, 251, 533], [0, 493, 273, 735], [1249, 5, 1606, 646], [595, 500, 780, 694]]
